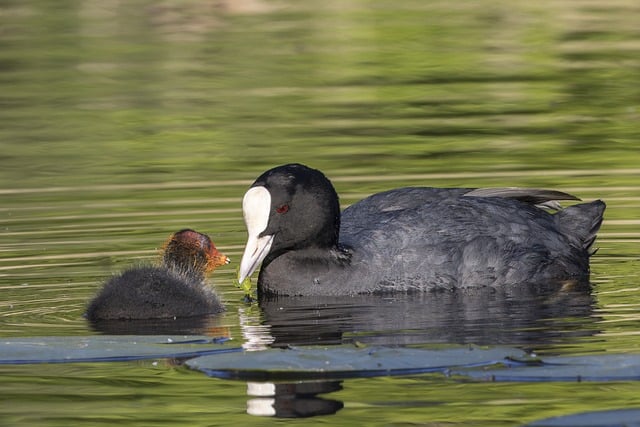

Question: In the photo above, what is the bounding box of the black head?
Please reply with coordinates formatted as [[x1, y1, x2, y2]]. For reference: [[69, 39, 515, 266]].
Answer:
[[254, 163, 340, 251], [238, 164, 341, 283]]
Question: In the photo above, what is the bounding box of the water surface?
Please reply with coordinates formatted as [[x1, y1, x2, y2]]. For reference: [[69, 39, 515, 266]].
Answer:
[[1, 0, 639, 425]]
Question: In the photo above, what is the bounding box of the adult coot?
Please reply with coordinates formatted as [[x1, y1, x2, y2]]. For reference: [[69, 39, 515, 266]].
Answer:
[[87, 229, 229, 320], [238, 163, 605, 296]]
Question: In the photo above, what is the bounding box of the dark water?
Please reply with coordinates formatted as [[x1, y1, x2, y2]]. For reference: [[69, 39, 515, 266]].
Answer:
[[1, 0, 640, 425]]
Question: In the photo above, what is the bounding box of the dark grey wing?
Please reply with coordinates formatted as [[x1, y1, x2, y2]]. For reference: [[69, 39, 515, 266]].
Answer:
[[340, 191, 591, 290]]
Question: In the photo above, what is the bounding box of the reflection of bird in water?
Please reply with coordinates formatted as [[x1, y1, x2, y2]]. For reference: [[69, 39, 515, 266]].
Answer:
[[247, 381, 344, 418], [238, 163, 605, 296], [257, 288, 597, 349], [86, 229, 229, 321]]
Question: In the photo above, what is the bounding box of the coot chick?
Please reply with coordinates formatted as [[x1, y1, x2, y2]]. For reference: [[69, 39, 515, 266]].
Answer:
[[87, 229, 230, 320], [238, 163, 605, 296]]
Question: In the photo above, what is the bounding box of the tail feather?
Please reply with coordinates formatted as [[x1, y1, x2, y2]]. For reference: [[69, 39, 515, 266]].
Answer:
[[465, 187, 580, 209], [555, 200, 606, 253]]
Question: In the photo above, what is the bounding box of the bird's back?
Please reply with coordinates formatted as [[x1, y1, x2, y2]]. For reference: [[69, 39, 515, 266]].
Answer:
[[340, 187, 605, 291]]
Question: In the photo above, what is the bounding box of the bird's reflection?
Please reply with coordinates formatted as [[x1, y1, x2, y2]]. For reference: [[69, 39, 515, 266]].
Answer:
[[234, 282, 599, 418], [251, 282, 598, 349], [89, 314, 229, 337], [246, 381, 343, 418]]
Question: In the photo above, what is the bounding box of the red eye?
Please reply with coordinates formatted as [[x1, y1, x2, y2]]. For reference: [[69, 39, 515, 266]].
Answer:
[[276, 204, 289, 214]]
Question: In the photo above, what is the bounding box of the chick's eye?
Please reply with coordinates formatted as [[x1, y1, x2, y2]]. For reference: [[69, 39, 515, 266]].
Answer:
[[275, 204, 289, 214]]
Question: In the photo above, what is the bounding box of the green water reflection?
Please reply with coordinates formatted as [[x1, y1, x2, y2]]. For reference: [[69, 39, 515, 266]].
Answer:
[[1, 0, 639, 425], [2, 0, 639, 187]]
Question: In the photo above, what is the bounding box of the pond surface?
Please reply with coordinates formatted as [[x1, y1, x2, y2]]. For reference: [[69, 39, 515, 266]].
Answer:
[[1, 0, 639, 425]]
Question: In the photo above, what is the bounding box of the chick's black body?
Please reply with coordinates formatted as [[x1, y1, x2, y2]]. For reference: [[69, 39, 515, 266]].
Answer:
[[86, 229, 228, 320]]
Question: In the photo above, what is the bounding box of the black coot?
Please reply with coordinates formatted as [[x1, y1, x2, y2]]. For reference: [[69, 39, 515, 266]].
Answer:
[[87, 229, 229, 320], [238, 163, 605, 296]]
